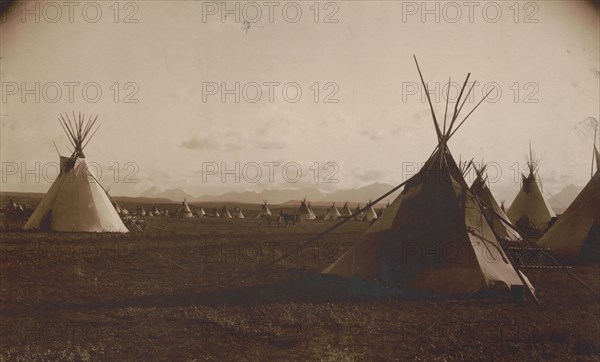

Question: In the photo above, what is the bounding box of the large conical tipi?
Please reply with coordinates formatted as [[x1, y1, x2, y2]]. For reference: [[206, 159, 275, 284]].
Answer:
[[24, 113, 128, 233], [297, 199, 316, 220], [323, 59, 529, 295], [323, 203, 342, 220], [507, 144, 556, 234], [256, 201, 272, 219], [537, 144, 600, 261], [470, 164, 522, 242], [181, 199, 193, 218]]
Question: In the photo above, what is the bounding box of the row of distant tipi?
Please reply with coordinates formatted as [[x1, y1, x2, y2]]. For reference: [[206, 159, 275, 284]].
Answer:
[[115, 199, 383, 222], [116, 201, 247, 219], [273, 198, 381, 221]]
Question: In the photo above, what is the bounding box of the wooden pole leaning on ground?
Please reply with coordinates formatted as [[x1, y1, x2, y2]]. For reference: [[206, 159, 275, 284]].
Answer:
[[198, 177, 413, 290], [540, 249, 599, 298]]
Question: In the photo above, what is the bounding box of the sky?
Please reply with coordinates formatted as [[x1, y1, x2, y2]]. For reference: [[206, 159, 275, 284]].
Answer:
[[1, 0, 599, 203]]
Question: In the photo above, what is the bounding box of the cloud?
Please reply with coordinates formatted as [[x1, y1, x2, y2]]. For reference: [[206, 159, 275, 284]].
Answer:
[[254, 139, 286, 150], [573, 117, 599, 139], [356, 169, 385, 182], [1, 115, 18, 131], [180, 135, 219, 150], [180, 129, 246, 152], [363, 129, 386, 141], [411, 108, 430, 121]]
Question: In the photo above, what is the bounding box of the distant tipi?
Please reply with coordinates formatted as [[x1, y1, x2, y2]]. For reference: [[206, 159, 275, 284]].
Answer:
[[297, 199, 316, 220], [361, 201, 378, 222], [256, 201, 272, 219], [507, 144, 556, 234], [233, 207, 245, 219], [353, 204, 364, 220], [342, 202, 353, 217], [323, 203, 342, 220], [181, 199, 193, 218], [221, 206, 232, 218]]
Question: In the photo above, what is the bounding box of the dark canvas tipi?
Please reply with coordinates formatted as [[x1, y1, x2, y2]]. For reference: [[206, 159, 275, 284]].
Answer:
[[324, 59, 530, 295]]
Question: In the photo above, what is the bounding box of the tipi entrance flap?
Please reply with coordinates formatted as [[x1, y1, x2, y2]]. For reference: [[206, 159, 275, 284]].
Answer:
[[52, 161, 103, 231], [463, 193, 523, 290], [471, 173, 522, 242]]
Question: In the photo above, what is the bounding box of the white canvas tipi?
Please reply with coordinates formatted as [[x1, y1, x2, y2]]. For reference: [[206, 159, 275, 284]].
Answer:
[[353, 204, 364, 220], [256, 201, 272, 219], [507, 145, 556, 233], [323, 203, 342, 220], [233, 207, 245, 219], [221, 206, 232, 218], [181, 199, 193, 218], [308, 202, 317, 219], [362, 201, 378, 222], [537, 146, 600, 261], [24, 113, 128, 233], [113, 202, 123, 215], [297, 199, 316, 220], [342, 202, 353, 217]]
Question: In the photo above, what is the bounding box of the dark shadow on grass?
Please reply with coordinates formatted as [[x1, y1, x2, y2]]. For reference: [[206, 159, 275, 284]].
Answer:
[[3, 271, 517, 315]]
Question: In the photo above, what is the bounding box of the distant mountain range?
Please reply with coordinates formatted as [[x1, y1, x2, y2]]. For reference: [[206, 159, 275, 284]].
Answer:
[[1, 182, 585, 210], [138, 181, 585, 212], [139, 182, 401, 205], [141, 187, 194, 201], [547, 184, 583, 214]]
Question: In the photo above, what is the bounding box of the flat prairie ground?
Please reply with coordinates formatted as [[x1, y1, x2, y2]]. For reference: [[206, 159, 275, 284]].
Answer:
[[0, 217, 598, 361]]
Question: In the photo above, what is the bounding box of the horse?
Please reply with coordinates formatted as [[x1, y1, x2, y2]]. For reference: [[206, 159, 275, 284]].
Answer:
[[279, 212, 298, 228], [261, 213, 282, 228]]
